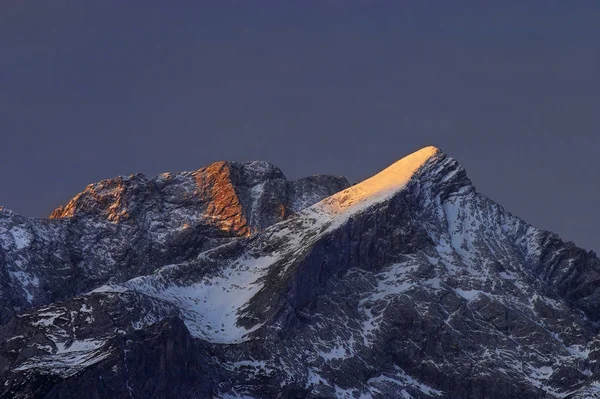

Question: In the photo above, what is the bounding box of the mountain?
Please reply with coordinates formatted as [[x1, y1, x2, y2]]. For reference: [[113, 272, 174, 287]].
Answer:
[[2, 147, 600, 398], [0, 161, 348, 323]]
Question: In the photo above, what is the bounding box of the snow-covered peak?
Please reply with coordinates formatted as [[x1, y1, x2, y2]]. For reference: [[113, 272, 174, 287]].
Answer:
[[317, 146, 441, 216]]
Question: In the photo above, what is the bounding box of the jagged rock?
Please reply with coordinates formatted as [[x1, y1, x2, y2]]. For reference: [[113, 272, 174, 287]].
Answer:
[[3, 147, 600, 398]]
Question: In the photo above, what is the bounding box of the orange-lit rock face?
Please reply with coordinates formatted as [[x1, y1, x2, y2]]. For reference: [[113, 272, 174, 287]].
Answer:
[[192, 162, 251, 236], [49, 177, 134, 222], [48, 161, 349, 241], [49, 162, 254, 236], [49, 191, 77, 219]]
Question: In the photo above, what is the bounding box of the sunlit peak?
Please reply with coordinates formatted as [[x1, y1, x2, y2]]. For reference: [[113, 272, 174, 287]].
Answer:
[[320, 146, 440, 214]]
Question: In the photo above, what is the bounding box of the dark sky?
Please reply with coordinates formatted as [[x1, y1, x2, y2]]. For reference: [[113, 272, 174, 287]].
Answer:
[[1, 1, 599, 252]]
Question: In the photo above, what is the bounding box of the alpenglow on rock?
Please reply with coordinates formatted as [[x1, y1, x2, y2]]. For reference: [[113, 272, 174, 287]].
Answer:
[[2, 147, 600, 399]]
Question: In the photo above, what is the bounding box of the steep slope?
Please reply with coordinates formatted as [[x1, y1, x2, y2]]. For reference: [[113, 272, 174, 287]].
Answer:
[[0, 161, 349, 324], [3, 147, 600, 398]]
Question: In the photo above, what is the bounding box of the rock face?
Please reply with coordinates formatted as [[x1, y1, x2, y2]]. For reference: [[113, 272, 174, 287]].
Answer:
[[3, 147, 600, 398]]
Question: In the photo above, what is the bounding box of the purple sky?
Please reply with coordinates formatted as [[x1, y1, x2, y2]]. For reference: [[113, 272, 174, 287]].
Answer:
[[1, 1, 599, 252]]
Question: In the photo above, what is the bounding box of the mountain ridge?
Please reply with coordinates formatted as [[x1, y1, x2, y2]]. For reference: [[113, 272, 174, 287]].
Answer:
[[2, 147, 600, 398], [0, 160, 349, 323]]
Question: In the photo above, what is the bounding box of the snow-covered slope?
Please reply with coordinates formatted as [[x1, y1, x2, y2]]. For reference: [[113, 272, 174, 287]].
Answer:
[[3, 147, 600, 399]]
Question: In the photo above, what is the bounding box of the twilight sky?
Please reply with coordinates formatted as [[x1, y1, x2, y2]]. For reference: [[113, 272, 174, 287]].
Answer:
[[1, 1, 599, 252]]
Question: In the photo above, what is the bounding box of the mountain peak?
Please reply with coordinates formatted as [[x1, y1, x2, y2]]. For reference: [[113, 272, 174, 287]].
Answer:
[[48, 161, 290, 221], [318, 146, 448, 215]]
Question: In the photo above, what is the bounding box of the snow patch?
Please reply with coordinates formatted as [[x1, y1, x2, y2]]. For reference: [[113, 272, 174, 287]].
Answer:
[[318, 345, 348, 361], [9, 270, 39, 302], [9, 226, 32, 249], [122, 255, 278, 343], [14, 339, 111, 377], [454, 288, 482, 301]]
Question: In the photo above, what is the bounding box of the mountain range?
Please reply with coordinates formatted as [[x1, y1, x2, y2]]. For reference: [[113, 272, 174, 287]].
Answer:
[[1, 146, 600, 399]]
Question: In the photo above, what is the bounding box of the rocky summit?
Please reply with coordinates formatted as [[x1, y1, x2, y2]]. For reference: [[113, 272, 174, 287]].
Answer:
[[1, 147, 600, 399]]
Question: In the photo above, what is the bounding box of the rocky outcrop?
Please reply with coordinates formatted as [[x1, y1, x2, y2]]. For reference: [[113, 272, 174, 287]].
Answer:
[[49, 160, 348, 233]]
